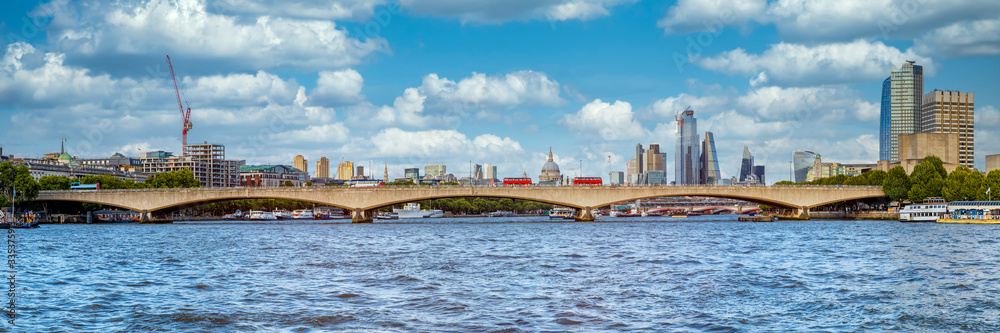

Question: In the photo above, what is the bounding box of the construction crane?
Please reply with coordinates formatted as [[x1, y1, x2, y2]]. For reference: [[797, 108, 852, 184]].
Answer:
[[167, 55, 193, 157]]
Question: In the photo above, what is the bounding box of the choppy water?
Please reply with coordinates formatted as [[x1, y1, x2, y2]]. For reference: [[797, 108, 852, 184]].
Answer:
[[11, 217, 1000, 332]]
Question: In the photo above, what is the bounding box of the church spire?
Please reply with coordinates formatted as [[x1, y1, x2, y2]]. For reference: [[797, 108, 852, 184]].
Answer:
[[383, 162, 388, 181], [548, 147, 553, 162]]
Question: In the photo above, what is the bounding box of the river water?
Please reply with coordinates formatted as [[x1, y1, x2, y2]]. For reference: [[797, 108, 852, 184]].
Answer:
[[12, 217, 1000, 332]]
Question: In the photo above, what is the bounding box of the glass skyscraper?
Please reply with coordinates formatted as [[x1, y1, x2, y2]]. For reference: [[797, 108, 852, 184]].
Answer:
[[792, 150, 818, 183], [879, 77, 891, 161], [700, 132, 721, 185], [888, 61, 923, 162], [675, 110, 700, 185], [738, 146, 753, 182]]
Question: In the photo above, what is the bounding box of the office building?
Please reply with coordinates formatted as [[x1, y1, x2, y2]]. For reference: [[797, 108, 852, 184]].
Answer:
[[986, 154, 1000, 173], [141, 142, 243, 187], [404, 168, 420, 180], [793, 151, 818, 183], [425, 164, 447, 177], [337, 161, 354, 180], [752, 165, 765, 185], [675, 109, 700, 185], [315, 157, 329, 178], [239, 165, 309, 187], [609, 171, 624, 185], [887, 61, 924, 162], [486, 164, 498, 180], [293, 155, 308, 174], [700, 132, 721, 185], [879, 77, 892, 161], [922, 90, 974, 168], [644, 144, 667, 185], [355, 166, 366, 179], [738, 146, 754, 182], [474, 164, 484, 180]]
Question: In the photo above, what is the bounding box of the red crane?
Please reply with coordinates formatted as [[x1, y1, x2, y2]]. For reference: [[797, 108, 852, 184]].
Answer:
[[167, 55, 193, 157]]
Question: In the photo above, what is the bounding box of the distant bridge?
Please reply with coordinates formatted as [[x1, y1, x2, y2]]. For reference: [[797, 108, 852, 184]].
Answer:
[[35, 186, 885, 222]]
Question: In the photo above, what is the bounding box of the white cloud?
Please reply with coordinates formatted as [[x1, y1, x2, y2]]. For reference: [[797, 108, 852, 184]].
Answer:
[[207, 0, 385, 20], [419, 71, 562, 110], [368, 128, 523, 160], [399, 0, 635, 23], [658, 0, 1000, 42], [694, 40, 934, 86], [914, 18, 1000, 58], [309, 69, 365, 106], [43, 0, 385, 70], [0, 43, 118, 108], [561, 99, 649, 141], [185, 70, 301, 107], [275, 123, 350, 144]]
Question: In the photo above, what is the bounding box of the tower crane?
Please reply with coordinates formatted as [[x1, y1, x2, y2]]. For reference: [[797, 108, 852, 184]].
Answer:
[[167, 55, 193, 157]]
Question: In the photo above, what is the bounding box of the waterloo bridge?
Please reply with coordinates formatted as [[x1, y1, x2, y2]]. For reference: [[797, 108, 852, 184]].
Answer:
[[35, 185, 886, 222]]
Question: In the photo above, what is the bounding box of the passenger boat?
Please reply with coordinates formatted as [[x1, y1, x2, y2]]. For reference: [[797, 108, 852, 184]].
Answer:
[[224, 210, 244, 220], [272, 210, 290, 219], [938, 201, 1000, 224], [94, 209, 141, 223], [376, 211, 396, 220], [393, 203, 444, 219], [248, 211, 277, 220], [548, 208, 575, 219], [291, 209, 314, 219], [900, 197, 948, 222], [315, 207, 348, 219]]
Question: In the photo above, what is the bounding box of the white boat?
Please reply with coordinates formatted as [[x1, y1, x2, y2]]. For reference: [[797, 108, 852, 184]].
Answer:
[[272, 210, 290, 219], [248, 210, 277, 220], [292, 209, 314, 219], [376, 211, 397, 220], [394, 203, 426, 219], [549, 208, 575, 219], [900, 198, 948, 222]]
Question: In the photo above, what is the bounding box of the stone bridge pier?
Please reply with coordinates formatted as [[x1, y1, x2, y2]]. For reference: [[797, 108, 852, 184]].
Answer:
[[575, 207, 595, 222], [351, 209, 374, 223]]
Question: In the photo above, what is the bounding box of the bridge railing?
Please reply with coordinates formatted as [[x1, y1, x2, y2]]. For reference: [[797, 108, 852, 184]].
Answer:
[[38, 184, 883, 194]]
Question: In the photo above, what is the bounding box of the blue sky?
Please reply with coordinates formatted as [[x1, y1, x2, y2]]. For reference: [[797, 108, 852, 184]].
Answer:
[[2, 0, 999, 183]]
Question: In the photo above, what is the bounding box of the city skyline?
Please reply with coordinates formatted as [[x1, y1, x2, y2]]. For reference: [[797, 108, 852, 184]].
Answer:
[[1, 1, 999, 183]]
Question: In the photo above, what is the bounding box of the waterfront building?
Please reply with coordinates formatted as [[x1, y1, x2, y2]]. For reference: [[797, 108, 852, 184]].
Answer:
[[538, 148, 562, 186], [609, 171, 624, 185], [738, 146, 754, 182], [879, 77, 892, 161], [14, 151, 149, 182], [239, 165, 309, 187], [675, 110, 700, 185], [78, 152, 143, 171], [315, 157, 329, 178], [404, 168, 420, 180], [337, 161, 354, 180], [793, 151, 818, 183], [294, 155, 308, 174], [922, 90, 974, 168], [700, 132, 721, 185], [425, 164, 447, 177], [888, 61, 924, 162], [987, 154, 1000, 173], [141, 142, 243, 187], [876, 132, 961, 174]]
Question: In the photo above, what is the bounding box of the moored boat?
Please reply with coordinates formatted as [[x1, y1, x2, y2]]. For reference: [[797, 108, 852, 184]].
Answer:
[[292, 209, 314, 219], [548, 207, 575, 219], [900, 197, 948, 222], [248, 211, 277, 220]]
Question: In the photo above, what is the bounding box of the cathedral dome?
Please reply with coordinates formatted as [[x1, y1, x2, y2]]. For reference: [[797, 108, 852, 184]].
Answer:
[[538, 147, 561, 183]]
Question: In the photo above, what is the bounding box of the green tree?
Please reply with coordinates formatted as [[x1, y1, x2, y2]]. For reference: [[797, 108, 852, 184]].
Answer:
[[942, 166, 984, 201], [146, 169, 201, 188], [983, 170, 1000, 201], [773, 180, 797, 186], [921, 155, 948, 179], [865, 170, 888, 186], [843, 175, 868, 186], [0, 161, 40, 208], [305, 181, 313, 187], [883, 166, 911, 202], [280, 181, 294, 187], [908, 159, 946, 203], [38, 175, 74, 190]]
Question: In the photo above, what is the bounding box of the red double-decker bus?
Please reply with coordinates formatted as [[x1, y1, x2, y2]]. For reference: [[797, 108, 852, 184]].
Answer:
[[573, 177, 603, 186], [502, 177, 532, 186]]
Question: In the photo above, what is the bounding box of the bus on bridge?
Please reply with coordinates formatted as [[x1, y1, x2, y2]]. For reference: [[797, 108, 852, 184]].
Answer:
[[502, 177, 532, 186], [573, 177, 602, 186]]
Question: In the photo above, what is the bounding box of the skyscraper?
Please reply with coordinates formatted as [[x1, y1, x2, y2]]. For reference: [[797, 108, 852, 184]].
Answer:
[[922, 90, 974, 168], [356, 166, 365, 179], [888, 61, 924, 162], [644, 144, 666, 185], [738, 146, 754, 182], [675, 109, 700, 185], [474, 164, 484, 180], [699, 132, 721, 185], [793, 151, 818, 183], [293, 155, 308, 174], [404, 168, 420, 180], [878, 77, 892, 161], [486, 164, 498, 180], [752, 165, 766, 185], [337, 161, 354, 180], [315, 157, 329, 178], [630, 143, 645, 185]]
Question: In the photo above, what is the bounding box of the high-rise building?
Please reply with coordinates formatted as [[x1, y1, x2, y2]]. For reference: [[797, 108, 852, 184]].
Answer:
[[752, 165, 765, 185], [675, 110, 700, 185], [315, 157, 329, 178], [356, 166, 365, 179], [738, 146, 754, 182], [474, 164, 484, 180], [425, 164, 447, 177], [404, 168, 420, 180], [888, 61, 924, 162], [609, 171, 624, 185], [293, 155, 308, 174], [337, 161, 354, 180], [793, 151, 818, 183], [879, 77, 892, 161], [986, 154, 1000, 173], [141, 142, 243, 187], [699, 132, 721, 185], [644, 144, 667, 185], [486, 164, 498, 180], [922, 90, 974, 168]]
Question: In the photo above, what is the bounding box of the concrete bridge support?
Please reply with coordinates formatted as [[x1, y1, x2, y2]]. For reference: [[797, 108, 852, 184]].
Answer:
[[351, 208, 373, 223], [796, 206, 811, 220], [140, 210, 152, 223], [575, 207, 595, 222]]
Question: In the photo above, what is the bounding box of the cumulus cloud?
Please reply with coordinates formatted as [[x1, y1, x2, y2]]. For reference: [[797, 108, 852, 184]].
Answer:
[[913, 18, 1000, 58], [561, 99, 649, 141], [368, 128, 523, 160], [399, 0, 635, 23], [419, 71, 562, 111], [185, 70, 302, 107], [309, 69, 365, 106], [206, 0, 385, 20], [658, 0, 1000, 42], [41, 0, 385, 71], [693, 40, 934, 86], [0, 42, 118, 108]]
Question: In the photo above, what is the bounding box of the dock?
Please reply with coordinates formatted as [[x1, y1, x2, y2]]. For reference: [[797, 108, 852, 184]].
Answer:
[[937, 219, 1000, 224]]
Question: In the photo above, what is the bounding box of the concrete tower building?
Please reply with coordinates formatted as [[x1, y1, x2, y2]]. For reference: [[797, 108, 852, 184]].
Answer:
[[922, 90, 974, 168], [315, 157, 329, 178], [675, 109, 700, 185], [293, 155, 308, 174], [888, 61, 924, 162], [337, 161, 354, 180]]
